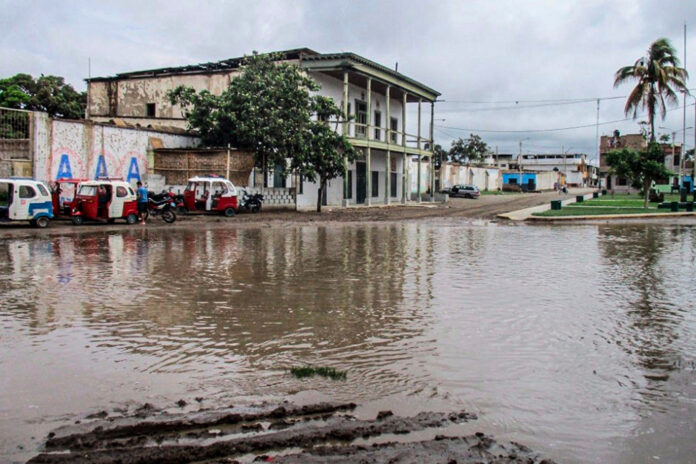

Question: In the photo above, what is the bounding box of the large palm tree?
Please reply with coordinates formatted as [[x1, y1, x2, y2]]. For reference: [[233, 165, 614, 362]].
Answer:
[[614, 38, 689, 141]]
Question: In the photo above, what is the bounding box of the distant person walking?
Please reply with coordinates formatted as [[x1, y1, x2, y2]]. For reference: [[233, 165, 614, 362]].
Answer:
[[137, 181, 148, 223]]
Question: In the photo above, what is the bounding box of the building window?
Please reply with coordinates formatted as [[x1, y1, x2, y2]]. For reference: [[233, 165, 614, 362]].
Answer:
[[146, 103, 156, 117], [372, 171, 379, 197], [373, 110, 381, 140], [390, 117, 398, 144], [345, 171, 353, 199], [355, 100, 367, 138], [298, 174, 303, 194], [390, 172, 397, 197], [674, 154, 680, 167], [617, 177, 627, 186]]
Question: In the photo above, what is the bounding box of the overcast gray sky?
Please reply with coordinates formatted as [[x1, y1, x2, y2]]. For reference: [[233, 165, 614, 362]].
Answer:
[[2, 0, 695, 160]]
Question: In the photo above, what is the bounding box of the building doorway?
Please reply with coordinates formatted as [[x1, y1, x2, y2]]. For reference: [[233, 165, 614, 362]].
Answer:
[[356, 162, 367, 204]]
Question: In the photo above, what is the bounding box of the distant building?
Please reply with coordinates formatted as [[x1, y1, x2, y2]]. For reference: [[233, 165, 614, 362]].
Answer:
[[599, 130, 689, 192], [86, 48, 441, 208], [519, 153, 589, 187]]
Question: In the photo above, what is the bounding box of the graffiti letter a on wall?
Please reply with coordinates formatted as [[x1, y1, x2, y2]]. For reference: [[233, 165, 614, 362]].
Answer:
[[127, 157, 141, 183], [94, 155, 108, 179], [56, 154, 73, 179]]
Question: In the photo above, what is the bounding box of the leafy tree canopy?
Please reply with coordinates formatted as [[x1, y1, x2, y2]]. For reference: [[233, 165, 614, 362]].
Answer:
[[605, 141, 673, 207], [614, 38, 689, 141], [169, 52, 319, 170], [296, 96, 357, 211], [169, 52, 355, 211], [449, 134, 489, 165], [0, 73, 86, 119], [432, 144, 448, 170]]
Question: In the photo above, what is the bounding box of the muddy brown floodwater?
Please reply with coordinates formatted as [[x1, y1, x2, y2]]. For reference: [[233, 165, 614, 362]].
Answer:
[[1, 219, 695, 463]]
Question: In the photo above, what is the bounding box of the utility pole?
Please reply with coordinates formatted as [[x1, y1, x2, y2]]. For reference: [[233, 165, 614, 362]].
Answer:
[[595, 98, 600, 177], [682, 23, 687, 191]]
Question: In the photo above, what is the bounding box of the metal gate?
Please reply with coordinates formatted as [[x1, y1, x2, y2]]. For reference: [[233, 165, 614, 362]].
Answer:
[[0, 107, 32, 177]]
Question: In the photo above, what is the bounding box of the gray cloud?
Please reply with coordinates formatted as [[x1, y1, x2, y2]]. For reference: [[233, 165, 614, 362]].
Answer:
[[2, 0, 695, 159]]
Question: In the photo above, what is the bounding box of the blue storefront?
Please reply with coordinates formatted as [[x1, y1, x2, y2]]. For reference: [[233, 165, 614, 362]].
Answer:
[[503, 172, 538, 190]]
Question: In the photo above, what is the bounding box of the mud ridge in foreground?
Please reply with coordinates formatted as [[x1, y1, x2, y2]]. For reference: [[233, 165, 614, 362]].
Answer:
[[28, 402, 556, 464]]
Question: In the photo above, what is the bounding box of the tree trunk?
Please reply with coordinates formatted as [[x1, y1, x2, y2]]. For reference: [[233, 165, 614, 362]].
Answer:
[[643, 178, 651, 208], [316, 178, 325, 213]]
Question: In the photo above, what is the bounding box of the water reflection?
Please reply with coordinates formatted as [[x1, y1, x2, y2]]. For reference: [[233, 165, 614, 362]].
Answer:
[[1, 226, 437, 397], [598, 225, 691, 394], [1, 222, 695, 464]]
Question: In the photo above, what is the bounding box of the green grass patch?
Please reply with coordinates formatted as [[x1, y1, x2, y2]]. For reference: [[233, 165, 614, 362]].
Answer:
[[534, 206, 670, 217], [290, 366, 347, 380]]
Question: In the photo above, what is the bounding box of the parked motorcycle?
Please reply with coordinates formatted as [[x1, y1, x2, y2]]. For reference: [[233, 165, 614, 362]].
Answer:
[[239, 189, 264, 213], [147, 191, 177, 223]]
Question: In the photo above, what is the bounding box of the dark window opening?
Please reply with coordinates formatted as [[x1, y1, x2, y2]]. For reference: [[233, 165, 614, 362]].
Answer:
[[374, 111, 381, 140], [146, 103, 156, 117], [355, 100, 367, 138], [390, 117, 398, 144], [390, 172, 397, 197], [617, 177, 628, 186], [345, 171, 353, 199], [298, 174, 303, 194], [371, 171, 379, 197]]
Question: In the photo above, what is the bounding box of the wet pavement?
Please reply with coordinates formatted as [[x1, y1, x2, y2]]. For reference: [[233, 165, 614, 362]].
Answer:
[[1, 220, 695, 463]]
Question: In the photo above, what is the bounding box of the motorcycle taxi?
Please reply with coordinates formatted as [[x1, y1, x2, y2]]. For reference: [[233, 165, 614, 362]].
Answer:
[[0, 177, 53, 228]]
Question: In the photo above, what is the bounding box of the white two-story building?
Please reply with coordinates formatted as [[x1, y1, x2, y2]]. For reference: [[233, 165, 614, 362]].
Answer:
[[86, 48, 440, 208]]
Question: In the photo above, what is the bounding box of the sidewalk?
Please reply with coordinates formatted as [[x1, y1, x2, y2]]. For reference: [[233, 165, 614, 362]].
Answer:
[[497, 189, 595, 220]]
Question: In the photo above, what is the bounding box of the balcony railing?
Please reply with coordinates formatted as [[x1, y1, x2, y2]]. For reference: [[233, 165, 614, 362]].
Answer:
[[344, 121, 432, 152]]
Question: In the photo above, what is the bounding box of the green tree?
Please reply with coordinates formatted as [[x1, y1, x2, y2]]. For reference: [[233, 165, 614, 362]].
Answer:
[[295, 96, 356, 212], [449, 134, 488, 165], [0, 73, 86, 119], [432, 144, 448, 170], [605, 142, 673, 207], [614, 38, 689, 142], [169, 52, 318, 172]]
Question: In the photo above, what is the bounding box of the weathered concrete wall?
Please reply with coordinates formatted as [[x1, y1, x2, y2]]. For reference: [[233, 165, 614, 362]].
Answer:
[[88, 71, 240, 120], [32, 112, 198, 184], [440, 164, 501, 191]]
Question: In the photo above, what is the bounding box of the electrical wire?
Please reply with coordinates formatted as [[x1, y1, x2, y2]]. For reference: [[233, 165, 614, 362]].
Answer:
[[435, 102, 695, 134]]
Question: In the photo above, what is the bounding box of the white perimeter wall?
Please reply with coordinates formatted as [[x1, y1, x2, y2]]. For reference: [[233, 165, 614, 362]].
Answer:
[[32, 112, 198, 185], [440, 164, 502, 191]]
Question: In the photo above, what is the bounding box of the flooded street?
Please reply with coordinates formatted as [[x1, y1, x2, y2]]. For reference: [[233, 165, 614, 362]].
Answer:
[[1, 221, 695, 463]]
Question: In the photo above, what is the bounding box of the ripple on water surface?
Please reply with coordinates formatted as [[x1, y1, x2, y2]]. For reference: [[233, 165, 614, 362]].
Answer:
[[0, 222, 695, 464]]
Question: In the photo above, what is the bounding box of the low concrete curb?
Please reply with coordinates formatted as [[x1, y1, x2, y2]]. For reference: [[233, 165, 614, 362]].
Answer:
[[498, 191, 595, 221], [528, 211, 696, 221]]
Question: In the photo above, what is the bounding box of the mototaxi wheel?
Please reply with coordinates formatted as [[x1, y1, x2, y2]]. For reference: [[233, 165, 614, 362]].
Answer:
[[223, 207, 236, 217], [35, 216, 50, 228], [126, 213, 138, 225], [72, 215, 84, 226], [162, 209, 176, 223]]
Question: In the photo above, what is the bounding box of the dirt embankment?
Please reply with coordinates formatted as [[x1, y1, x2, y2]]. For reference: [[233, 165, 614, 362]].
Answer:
[[28, 401, 554, 464], [0, 190, 592, 239]]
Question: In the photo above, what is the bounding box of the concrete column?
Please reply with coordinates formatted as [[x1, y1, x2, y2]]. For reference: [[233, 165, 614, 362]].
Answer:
[[417, 98, 422, 203], [342, 71, 349, 206], [385, 85, 391, 205], [402, 92, 408, 204], [366, 77, 372, 206]]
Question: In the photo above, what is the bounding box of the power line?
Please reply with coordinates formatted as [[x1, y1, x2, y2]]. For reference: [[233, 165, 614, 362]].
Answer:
[[437, 89, 696, 105], [435, 102, 695, 134]]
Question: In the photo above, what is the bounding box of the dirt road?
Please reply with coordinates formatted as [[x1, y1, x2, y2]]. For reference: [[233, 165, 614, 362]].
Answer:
[[0, 189, 593, 239]]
